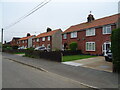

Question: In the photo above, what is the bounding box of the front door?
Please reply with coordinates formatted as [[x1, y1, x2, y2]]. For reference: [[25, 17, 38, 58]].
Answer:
[[102, 42, 111, 56]]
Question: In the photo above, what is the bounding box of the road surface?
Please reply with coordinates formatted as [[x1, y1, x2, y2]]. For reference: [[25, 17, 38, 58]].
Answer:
[[2, 56, 89, 88]]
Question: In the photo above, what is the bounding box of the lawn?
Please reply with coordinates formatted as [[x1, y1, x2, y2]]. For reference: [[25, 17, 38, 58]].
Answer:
[[62, 55, 97, 62]]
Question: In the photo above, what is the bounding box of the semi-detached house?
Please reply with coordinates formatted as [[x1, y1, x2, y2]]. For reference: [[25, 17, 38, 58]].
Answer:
[[62, 14, 120, 56], [18, 35, 35, 48], [32, 28, 62, 51]]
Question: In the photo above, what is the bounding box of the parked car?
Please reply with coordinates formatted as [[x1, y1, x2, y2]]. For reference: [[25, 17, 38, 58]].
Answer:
[[105, 49, 112, 62], [34, 46, 48, 52], [18, 47, 27, 50]]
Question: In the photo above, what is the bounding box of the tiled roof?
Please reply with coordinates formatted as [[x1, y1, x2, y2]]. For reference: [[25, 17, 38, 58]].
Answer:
[[34, 29, 61, 38], [19, 35, 34, 41], [63, 14, 120, 33]]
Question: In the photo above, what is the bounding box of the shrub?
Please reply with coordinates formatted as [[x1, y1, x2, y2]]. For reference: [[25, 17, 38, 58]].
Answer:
[[69, 42, 77, 51], [12, 45, 18, 50], [27, 47, 35, 50], [111, 28, 120, 73]]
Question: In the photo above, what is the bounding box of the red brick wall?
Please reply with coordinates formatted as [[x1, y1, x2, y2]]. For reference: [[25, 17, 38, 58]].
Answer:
[[18, 40, 28, 47], [10, 39, 19, 46], [62, 24, 116, 55]]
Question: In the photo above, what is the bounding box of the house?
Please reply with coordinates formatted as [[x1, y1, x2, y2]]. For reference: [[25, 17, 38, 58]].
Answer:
[[17, 33, 35, 48], [62, 13, 120, 55], [32, 28, 62, 51], [10, 37, 21, 46]]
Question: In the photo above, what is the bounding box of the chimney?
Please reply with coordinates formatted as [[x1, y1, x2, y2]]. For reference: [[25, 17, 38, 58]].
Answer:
[[27, 33, 31, 37], [87, 13, 95, 22], [47, 27, 52, 32]]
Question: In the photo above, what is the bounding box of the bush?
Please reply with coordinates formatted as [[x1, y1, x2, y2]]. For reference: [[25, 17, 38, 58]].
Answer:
[[111, 28, 120, 73], [27, 47, 35, 50], [12, 45, 18, 49], [69, 42, 77, 51]]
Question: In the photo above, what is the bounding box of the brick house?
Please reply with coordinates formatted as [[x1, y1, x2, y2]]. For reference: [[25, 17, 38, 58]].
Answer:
[[62, 14, 120, 55], [10, 37, 21, 46], [32, 28, 62, 51], [17, 34, 35, 48]]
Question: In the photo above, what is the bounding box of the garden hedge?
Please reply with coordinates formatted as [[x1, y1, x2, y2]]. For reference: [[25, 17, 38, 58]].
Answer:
[[111, 28, 120, 73]]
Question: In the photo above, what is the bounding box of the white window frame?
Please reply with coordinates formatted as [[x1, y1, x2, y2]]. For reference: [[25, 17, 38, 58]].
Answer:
[[86, 28, 95, 36], [42, 37, 45, 41], [103, 25, 111, 34], [86, 42, 95, 51], [36, 38, 39, 42], [63, 34, 67, 39], [71, 32, 77, 38], [48, 36, 50, 41], [22, 41, 24, 43]]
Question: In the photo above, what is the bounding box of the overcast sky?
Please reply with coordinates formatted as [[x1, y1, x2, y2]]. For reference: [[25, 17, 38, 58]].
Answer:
[[0, 0, 119, 42]]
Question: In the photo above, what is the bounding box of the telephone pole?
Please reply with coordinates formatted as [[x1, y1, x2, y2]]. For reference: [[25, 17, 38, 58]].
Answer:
[[1, 28, 3, 44]]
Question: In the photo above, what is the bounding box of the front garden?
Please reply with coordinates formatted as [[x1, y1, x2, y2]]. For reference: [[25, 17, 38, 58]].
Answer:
[[62, 55, 97, 62]]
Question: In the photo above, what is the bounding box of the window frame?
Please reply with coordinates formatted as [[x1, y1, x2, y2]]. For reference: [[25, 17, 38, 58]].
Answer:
[[70, 32, 77, 38], [42, 37, 45, 41], [102, 25, 111, 34], [48, 36, 50, 41], [86, 42, 96, 51], [86, 28, 95, 36], [36, 38, 39, 42], [63, 34, 67, 39]]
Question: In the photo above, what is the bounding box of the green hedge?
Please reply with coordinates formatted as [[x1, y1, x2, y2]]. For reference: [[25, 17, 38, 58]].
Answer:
[[111, 28, 120, 73]]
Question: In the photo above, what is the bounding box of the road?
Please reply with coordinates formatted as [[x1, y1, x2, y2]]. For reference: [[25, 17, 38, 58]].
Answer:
[[2, 53, 119, 89], [2, 56, 89, 88]]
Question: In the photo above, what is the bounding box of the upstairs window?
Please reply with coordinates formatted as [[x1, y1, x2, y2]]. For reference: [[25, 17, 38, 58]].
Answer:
[[63, 34, 67, 39], [86, 28, 95, 36], [71, 32, 77, 38], [48, 36, 50, 41], [42, 37, 45, 41], [103, 25, 111, 34], [22, 41, 24, 43], [36, 38, 39, 42]]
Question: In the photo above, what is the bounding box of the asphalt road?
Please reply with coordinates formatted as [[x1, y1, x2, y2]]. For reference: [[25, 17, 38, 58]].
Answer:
[[2, 56, 88, 88]]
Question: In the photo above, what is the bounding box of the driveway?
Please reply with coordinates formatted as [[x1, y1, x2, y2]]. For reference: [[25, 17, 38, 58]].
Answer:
[[62, 56, 112, 72]]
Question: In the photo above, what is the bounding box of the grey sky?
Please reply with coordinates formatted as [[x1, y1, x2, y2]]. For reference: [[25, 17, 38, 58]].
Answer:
[[1, 0, 119, 42]]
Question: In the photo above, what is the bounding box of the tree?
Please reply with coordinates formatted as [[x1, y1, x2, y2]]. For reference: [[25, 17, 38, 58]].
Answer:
[[69, 42, 77, 51]]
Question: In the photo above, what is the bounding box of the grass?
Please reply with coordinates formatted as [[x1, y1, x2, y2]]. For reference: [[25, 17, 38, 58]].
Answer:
[[62, 55, 97, 62], [14, 52, 25, 54]]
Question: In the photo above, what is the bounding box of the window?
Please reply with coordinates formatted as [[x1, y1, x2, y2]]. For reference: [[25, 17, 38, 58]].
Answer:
[[71, 32, 77, 38], [22, 41, 24, 43], [86, 42, 95, 51], [48, 36, 50, 41], [86, 28, 95, 36], [42, 37, 45, 41], [36, 38, 39, 42], [103, 25, 111, 34], [63, 34, 67, 39], [33, 39, 35, 42], [26, 40, 27, 43]]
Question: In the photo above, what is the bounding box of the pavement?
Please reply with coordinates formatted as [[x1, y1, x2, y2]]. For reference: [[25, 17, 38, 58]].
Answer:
[[2, 53, 119, 89], [62, 56, 112, 72]]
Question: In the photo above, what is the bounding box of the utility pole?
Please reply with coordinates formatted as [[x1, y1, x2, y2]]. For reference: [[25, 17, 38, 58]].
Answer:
[[1, 28, 3, 44]]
